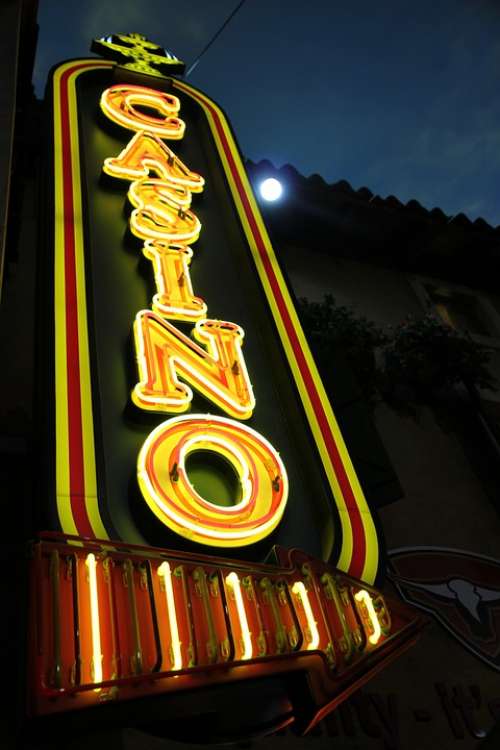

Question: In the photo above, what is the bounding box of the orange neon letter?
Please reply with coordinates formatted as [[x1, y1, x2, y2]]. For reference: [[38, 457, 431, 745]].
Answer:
[[133, 311, 255, 419], [128, 178, 201, 244], [137, 414, 288, 547], [142, 240, 207, 321], [103, 131, 204, 192], [100, 84, 185, 139]]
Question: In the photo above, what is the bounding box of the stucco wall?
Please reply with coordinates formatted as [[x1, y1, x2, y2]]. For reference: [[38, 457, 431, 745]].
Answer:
[[283, 245, 500, 546], [281, 245, 500, 748]]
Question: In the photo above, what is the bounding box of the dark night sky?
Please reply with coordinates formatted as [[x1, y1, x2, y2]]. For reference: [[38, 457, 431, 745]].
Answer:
[[34, 0, 500, 226]]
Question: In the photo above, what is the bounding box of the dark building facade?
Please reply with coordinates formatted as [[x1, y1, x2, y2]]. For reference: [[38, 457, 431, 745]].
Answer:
[[246, 158, 500, 749]]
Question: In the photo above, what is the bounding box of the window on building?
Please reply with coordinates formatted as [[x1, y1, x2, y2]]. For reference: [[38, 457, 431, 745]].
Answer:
[[411, 276, 500, 346], [423, 284, 492, 337]]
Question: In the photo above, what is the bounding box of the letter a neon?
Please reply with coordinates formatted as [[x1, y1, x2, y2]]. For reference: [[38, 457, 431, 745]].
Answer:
[[103, 131, 205, 193]]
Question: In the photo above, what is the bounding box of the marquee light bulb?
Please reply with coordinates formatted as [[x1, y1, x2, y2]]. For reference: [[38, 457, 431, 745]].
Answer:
[[292, 581, 320, 650], [158, 561, 183, 670], [259, 178, 282, 202], [85, 553, 103, 685], [226, 572, 253, 660], [355, 589, 382, 645]]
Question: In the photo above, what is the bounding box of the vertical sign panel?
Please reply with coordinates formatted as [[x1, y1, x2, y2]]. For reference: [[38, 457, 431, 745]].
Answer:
[[49, 59, 379, 583]]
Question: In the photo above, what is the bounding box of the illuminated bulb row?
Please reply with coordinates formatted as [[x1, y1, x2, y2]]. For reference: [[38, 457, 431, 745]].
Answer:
[[85, 555, 185, 679], [291, 584, 382, 650], [82, 566, 382, 686]]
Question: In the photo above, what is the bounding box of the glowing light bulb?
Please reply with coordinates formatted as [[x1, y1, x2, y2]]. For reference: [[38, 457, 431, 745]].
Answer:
[[259, 178, 282, 202], [292, 581, 320, 650], [85, 553, 103, 685], [158, 561, 183, 670], [355, 589, 382, 645], [226, 571, 252, 660]]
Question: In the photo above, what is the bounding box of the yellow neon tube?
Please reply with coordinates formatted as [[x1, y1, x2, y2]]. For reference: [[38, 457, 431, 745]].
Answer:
[[171, 78, 380, 584], [142, 241, 207, 322], [137, 414, 288, 547], [128, 178, 201, 245], [354, 589, 381, 645], [103, 131, 204, 192], [132, 312, 255, 419], [85, 553, 103, 684], [179, 434, 252, 511], [158, 561, 183, 670], [100, 84, 185, 139], [226, 572, 252, 660], [292, 581, 320, 650]]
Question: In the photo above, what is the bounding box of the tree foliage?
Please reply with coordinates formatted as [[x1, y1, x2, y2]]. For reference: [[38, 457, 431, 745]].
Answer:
[[297, 295, 496, 414], [297, 294, 388, 405], [381, 314, 496, 410]]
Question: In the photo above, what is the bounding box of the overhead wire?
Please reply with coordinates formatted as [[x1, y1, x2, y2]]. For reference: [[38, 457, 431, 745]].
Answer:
[[184, 0, 248, 77]]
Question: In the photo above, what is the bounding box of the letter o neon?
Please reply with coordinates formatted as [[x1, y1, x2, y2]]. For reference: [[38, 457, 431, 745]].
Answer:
[[137, 414, 289, 547]]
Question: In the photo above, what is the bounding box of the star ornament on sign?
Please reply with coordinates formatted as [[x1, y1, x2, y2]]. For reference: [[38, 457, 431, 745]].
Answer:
[[91, 33, 185, 77]]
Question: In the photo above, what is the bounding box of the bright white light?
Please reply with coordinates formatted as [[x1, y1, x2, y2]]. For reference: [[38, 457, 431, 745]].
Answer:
[[259, 178, 283, 202]]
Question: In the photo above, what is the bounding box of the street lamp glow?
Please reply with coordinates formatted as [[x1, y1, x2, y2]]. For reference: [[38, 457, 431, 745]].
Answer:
[[259, 178, 282, 202]]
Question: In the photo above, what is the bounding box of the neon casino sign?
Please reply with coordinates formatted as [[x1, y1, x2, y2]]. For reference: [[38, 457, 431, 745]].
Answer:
[[99, 79, 288, 547], [31, 33, 423, 729]]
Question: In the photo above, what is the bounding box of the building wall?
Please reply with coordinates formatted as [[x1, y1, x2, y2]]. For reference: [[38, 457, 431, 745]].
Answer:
[[284, 245, 500, 549], [281, 244, 500, 748]]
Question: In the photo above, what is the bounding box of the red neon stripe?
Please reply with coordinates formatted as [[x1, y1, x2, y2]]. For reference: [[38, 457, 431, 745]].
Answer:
[[190, 92, 367, 577], [59, 63, 101, 538]]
